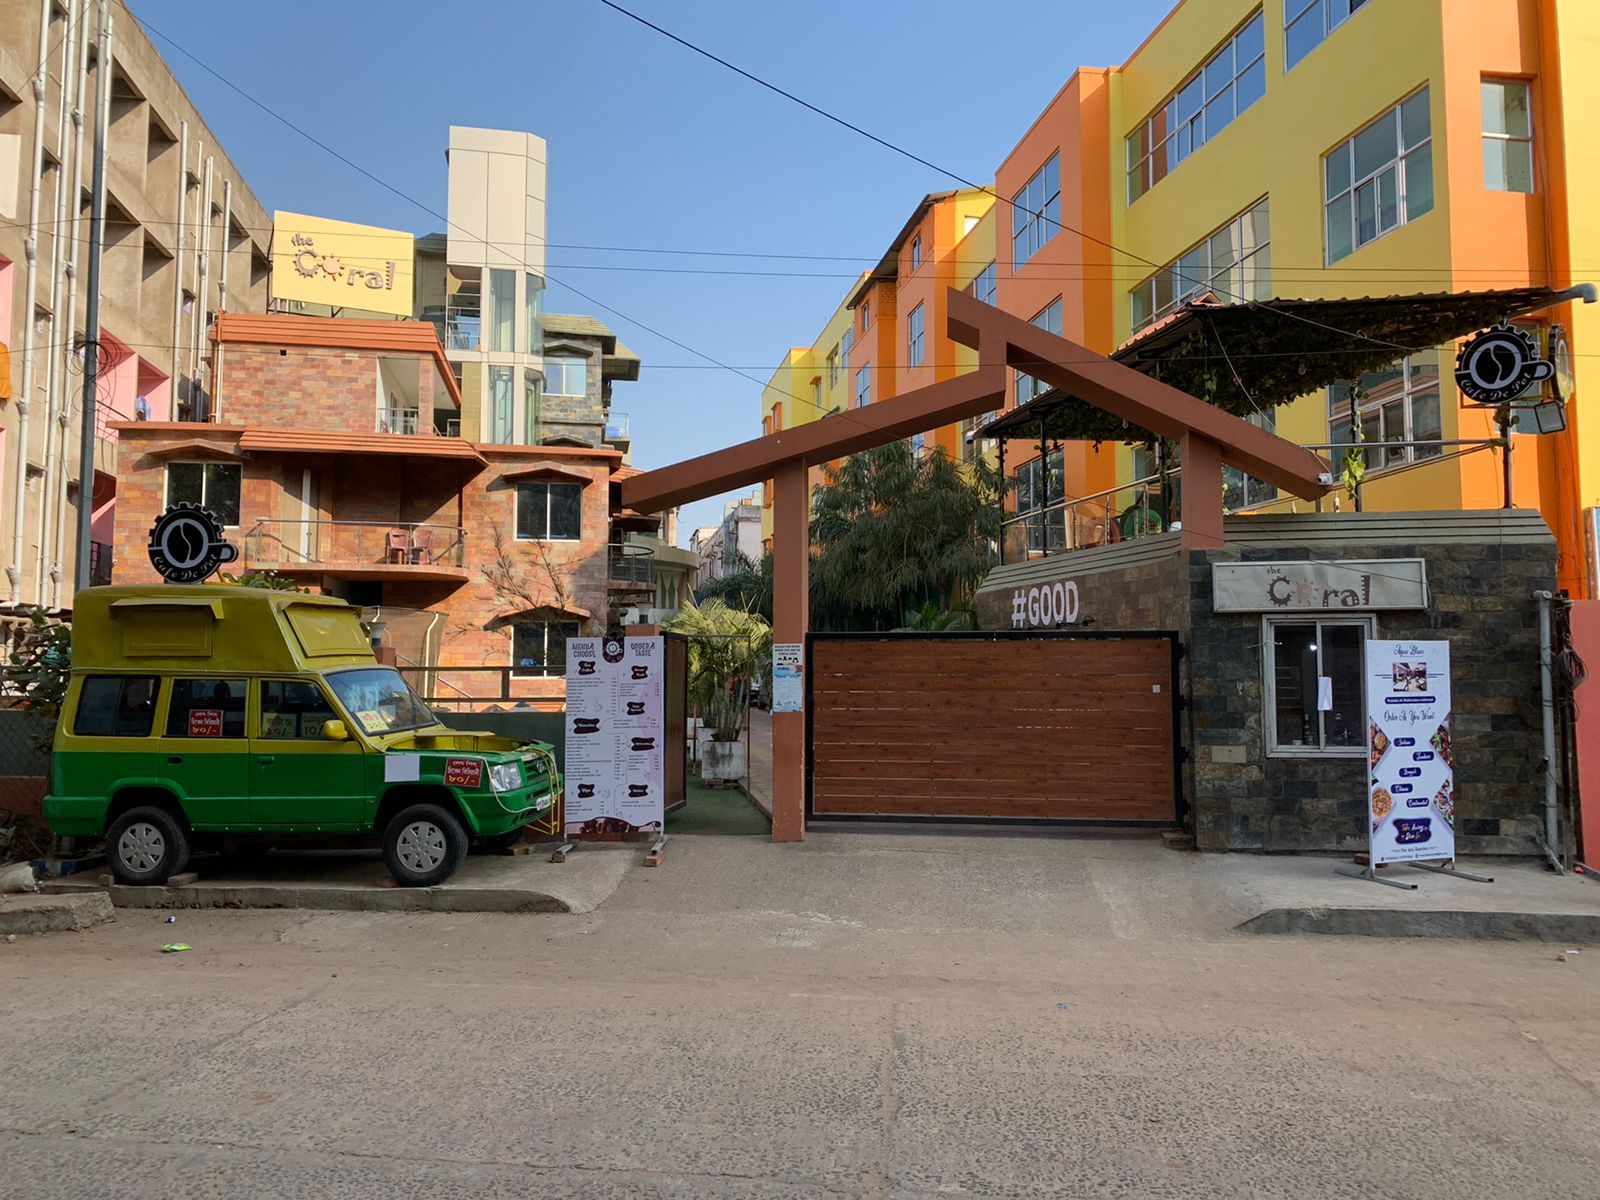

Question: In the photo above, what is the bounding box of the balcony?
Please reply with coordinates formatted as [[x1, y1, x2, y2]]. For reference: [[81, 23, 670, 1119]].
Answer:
[[604, 411, 630, 444], [608, 541, 654, 590], [377, 406, 421, 436], [1000, 471, 1176, 564], [445, 292, 481, 352], [244, 520, 469, 583]]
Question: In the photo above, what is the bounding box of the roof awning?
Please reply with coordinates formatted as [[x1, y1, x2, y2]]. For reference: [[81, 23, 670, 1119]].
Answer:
[[982, 285, 1585, 443], [498, 463, 594, 486], [238, 428, 487, 465]]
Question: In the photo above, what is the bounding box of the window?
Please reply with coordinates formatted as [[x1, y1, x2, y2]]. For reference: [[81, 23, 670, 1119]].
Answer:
[[910, 235, 922, 271], [854, 365, 871, 407], [326, 668, 434, 736], [969, 261, 996, 306], [546, 356, 587, 397], [827, 347, 840, 388], [911, 432, 925, 457], [516, 481, 582, 541], [1016, 298, 1063, 405], [1285, 0, 1371, 71], [259, 680, 337, 739], [489, 268, 515, 352], [1014, 448, 1067, 553], [1131, 199, 1271, 331], [486, 366, 515, 444], [841, 327, 854, 374], [772, 400, 783, 432], [1222, 411, 1280, 511], [1325, 88, 1433, 263], [525, 273, 544, 353], [1328, 356, 1443, 471], [811, 378, 822, 411], [907, 303, 925, 368], [512, 619, 580, 678], [165, 677, 247, 739], [166, 461, 241, 526], [1483, 79, 1534, 193], [1127, 12, 1265, 203], [1265, 617, 1372, 754], [1012, 153, 1060, 267], [73, 675, 159, 738], [524, 369, 542, 444], [860, 300, 871, 329]]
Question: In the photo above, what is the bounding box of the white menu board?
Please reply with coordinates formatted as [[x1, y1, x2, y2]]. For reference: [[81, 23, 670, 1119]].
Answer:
[[1365, 639, 1455, 865], [564, 635, 665, 836]]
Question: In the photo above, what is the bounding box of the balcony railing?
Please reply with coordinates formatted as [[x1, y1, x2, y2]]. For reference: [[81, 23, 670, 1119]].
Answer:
[[377, 407, 421, 436], [244, 520, 467, 572], [445, 293, 480, 352], [604, 411, 630, 441], [608, 541, 654, 587], [1000, 471, 1175, 564]]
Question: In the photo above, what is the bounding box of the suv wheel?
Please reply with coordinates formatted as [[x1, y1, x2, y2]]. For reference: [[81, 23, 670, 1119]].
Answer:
[[382, 803, 468, 887], [107, 806, 191, 887]]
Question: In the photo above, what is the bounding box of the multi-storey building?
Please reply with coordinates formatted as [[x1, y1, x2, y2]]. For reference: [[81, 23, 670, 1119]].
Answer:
[[0, 0, 269, 616]]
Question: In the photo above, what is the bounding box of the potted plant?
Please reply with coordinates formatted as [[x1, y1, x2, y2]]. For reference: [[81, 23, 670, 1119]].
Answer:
[[666, 600, 771, 785]]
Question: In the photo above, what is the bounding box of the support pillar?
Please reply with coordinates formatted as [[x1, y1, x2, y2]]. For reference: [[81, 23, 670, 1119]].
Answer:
[[770, 459, 810, 842], [1178, 432, 1225, 550]]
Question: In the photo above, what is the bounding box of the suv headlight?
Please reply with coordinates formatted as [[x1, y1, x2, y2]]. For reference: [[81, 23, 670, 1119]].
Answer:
[[488, 761, 523, 793]]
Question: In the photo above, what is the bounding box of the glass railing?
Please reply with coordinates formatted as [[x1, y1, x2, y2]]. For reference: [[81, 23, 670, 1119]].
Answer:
[[244, 520, 466, 571], [999, 471, 1177, 564], [377, 407, 421, 436], [604, 411, 630, 441]]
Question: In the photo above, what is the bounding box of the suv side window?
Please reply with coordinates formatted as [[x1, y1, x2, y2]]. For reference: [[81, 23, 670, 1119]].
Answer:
[[165, 678, 247, 739], [259, 680, 338, 739], [74, 676, 160, 738]]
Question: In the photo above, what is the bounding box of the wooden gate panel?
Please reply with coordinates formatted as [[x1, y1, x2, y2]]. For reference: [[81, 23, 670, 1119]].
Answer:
[[808, 634, 1177, 823]]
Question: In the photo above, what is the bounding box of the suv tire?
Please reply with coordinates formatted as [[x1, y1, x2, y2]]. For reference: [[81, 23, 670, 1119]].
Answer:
[[382, 803, 468, 887], [107, 806, 191, 886]]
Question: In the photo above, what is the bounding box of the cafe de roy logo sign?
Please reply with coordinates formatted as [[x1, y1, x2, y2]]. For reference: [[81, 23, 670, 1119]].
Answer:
[[146, 504, 237, 584], [1454, 323, 1554, 406]]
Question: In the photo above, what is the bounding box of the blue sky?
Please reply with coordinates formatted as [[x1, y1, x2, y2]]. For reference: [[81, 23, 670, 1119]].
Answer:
[[131, 0, 1174, 542]]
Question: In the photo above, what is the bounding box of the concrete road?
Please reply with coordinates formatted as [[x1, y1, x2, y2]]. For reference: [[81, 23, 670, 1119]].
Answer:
[[4, 831, 1600, 1198]]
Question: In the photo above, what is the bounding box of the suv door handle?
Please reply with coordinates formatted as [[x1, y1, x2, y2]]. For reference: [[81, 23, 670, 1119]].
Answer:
[[167, 755, 184, 765], [258, 756, 276, 765]]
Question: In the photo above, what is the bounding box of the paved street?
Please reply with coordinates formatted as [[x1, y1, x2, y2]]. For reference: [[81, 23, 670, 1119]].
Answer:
[[5, 831, 1600, 1198]]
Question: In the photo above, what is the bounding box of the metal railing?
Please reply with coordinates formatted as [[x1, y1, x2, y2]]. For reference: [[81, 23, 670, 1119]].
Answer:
[[244, 520, 467, 571], [1000, 471, 1175, 564], [88, 541, 112, 586], [397, 664, 565, 713], [377, 407, 421, 436], [445, 292, 480, 352], [604, 411, 630, 441], [608, 541, 654, 586]]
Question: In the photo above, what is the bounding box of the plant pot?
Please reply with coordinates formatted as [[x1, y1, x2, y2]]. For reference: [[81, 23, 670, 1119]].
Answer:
[[702, 738, 747, 783], [694, 726, 716, 764]]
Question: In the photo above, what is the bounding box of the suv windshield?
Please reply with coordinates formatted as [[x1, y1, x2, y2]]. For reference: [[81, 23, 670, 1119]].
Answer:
[[326, 668, 437, 736]]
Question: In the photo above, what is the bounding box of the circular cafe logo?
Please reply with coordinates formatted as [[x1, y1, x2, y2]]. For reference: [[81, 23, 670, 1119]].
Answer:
[[1454, 323, 1553, 405], [602, 638, 625, 664], [146, 504, 238, 584]]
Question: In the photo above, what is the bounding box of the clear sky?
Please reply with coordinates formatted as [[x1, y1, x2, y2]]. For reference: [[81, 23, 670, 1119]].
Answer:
[[129, 0, 1175, 543]]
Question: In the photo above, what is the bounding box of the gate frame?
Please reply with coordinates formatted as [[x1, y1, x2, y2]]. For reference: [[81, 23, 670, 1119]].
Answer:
[[804, 628, 1185, 829]]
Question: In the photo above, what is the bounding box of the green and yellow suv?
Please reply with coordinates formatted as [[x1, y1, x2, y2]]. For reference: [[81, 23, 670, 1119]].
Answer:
[[45, 586, 560, 887]]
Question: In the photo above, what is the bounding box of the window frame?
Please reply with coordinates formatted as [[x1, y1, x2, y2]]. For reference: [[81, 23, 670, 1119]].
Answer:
[[164, 676, 249, 740], [910, 235, 922, 271], [970, 261, 997, 306], [1262, 614, 1376, 758], [1012, 153, 1061, 269], [854, 365, 871, 408], [164, 460, 242, 528], [1327, 355, 1444, 473], [72, 674, 161, 738], [827, 347, 840, 389], [545, 355, 588, 398], [907, 303, 925, 368], [1016, 298, 1063, 405], [511, 618, 580, 679], [1285, 0, 1372, 72], [514, 481, 583, 542], [257, 678, 339, 740], [1324, 87, 1433, 264], [1482, 77, 1535, 194], [1130, 198, 1271, 332]]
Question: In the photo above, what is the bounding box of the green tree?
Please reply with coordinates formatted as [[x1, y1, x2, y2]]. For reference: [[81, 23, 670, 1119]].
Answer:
[[809, 442, 1005, 631], [700, 549, 773, 622], [5, 609, 71, 748], [665, 600, 772, 741]]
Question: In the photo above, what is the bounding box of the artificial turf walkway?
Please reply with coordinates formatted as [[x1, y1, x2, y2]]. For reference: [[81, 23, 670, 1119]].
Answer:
[[667, 777, 771, 836]]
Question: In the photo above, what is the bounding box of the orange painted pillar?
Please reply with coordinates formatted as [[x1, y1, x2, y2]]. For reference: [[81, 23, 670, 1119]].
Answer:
[[1179, 433, 1226, 551], [770, 459, 809, 842]]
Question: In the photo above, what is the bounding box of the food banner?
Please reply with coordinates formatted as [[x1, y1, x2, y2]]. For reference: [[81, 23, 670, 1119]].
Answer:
[[1366, 639, 1454, 864], [564, 636, 665, 837]]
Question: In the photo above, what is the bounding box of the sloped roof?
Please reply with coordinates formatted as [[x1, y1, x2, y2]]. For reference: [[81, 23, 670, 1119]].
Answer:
[[543, 313, 641, 381]]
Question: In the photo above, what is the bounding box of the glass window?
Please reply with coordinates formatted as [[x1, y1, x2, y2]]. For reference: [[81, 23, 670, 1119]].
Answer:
[[515, 481, 582, 541], [827, 347, 840, 389], [325, 667, 435, 736], [841, 326, 854, 374], [546, 356, 587, 397], [970, 261, 997, 305], [73, 675, 159, 738], [1222, 412, 1280, 511], [1127, 12, 1266, 203], [512, 620, 580, 678], [1130, 199, 1270, 331], [524, 369, 542, 445], [1483, 79, 1535, 193], [1267, 618, 1369, 753], [908, 303, 925, 368], [165, 678, 247, 739], [855, 365, 871, 407], [1327, 355, 1443, 470], [489, 269, 515, 352], [1017, 298, 1063, 405], [1325, 88, 1432, 262], [259, 680, 337, 739], [1012, 153, 1061, 267], [910, 235, 921, 270], [1285, 0, 1371, 71], [860, 300, 871, 329], [525, 273, 544, 354], [165, 461, 241, 527], [487, 366, 515, 444]]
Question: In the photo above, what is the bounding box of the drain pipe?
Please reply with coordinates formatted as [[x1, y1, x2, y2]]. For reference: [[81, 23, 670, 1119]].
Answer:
[[7, 0, 54, 603], [171, 119, 187, 404], [1535, 590, 1565, 873]]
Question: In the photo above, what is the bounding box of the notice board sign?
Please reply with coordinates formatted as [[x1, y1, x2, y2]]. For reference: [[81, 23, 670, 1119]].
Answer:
[[772, 643, 803, 714], [1366, 639, 1454, 864], [564, 636, 665, 836]]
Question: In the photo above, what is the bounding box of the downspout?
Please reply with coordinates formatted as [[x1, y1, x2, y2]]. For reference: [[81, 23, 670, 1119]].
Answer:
[[7, 0, 54, 603], [71, 0, 110, 595], [1535, 590, 1565, 873], [214, 177, 230, 409], [49, 0, 92, 607], [171, 120, 186, 410], [38, 0, 81, 606], [192, 154, 212, 412]]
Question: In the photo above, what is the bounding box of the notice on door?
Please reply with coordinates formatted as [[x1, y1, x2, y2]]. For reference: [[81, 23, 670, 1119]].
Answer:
[[771, 643, 803, 714], [564, 636, 665, 836], [1365, 639, 1454, 865]]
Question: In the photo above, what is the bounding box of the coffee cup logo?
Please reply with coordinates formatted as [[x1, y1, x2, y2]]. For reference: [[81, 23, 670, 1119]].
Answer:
[[1455, 324, 1554, 405], [602, 638, 625, 664], [146, 504, 239, 584]]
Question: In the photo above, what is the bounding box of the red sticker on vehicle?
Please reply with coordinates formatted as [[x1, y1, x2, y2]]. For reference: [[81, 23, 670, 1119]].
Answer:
[[188, 709, 223, 738], [444, 758, 483, 787]]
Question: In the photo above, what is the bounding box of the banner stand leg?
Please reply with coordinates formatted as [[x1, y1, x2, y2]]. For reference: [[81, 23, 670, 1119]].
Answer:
[[1405, 860, 1494, 884], [1335, 864, 1419, 890]]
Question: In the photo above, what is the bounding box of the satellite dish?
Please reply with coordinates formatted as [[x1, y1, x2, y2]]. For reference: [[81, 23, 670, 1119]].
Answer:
[[134, 396, 151, 421]]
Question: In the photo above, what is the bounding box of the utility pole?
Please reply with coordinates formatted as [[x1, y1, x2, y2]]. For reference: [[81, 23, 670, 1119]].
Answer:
[[74, 0, 111, 594]]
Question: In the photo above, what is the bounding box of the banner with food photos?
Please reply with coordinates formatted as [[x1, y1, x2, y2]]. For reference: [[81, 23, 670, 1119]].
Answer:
[[1365, 639, 1454, 864], [563, 635, 666, 837]]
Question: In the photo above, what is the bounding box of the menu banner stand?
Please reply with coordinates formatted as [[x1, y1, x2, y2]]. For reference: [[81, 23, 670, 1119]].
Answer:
[[1336, 639, 1493, 890]]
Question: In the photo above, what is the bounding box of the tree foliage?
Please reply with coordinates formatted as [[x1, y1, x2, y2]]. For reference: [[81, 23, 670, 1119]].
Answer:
[[5, 609, 71, 747], [700, 549, 773, 622], [665, 600, 771, 741]]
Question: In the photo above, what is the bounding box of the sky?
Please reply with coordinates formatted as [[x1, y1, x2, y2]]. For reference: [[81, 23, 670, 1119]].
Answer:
[[129, 0, 1175, 544]]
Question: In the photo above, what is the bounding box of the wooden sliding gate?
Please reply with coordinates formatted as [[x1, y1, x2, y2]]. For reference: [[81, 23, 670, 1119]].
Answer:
[[807, 631, 1181, 825]]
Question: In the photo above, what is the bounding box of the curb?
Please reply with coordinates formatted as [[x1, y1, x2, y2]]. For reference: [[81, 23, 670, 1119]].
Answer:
[[1235, 906, 1600, 942], [0, 892, 116, 934], [42, 880, 579, 915]]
